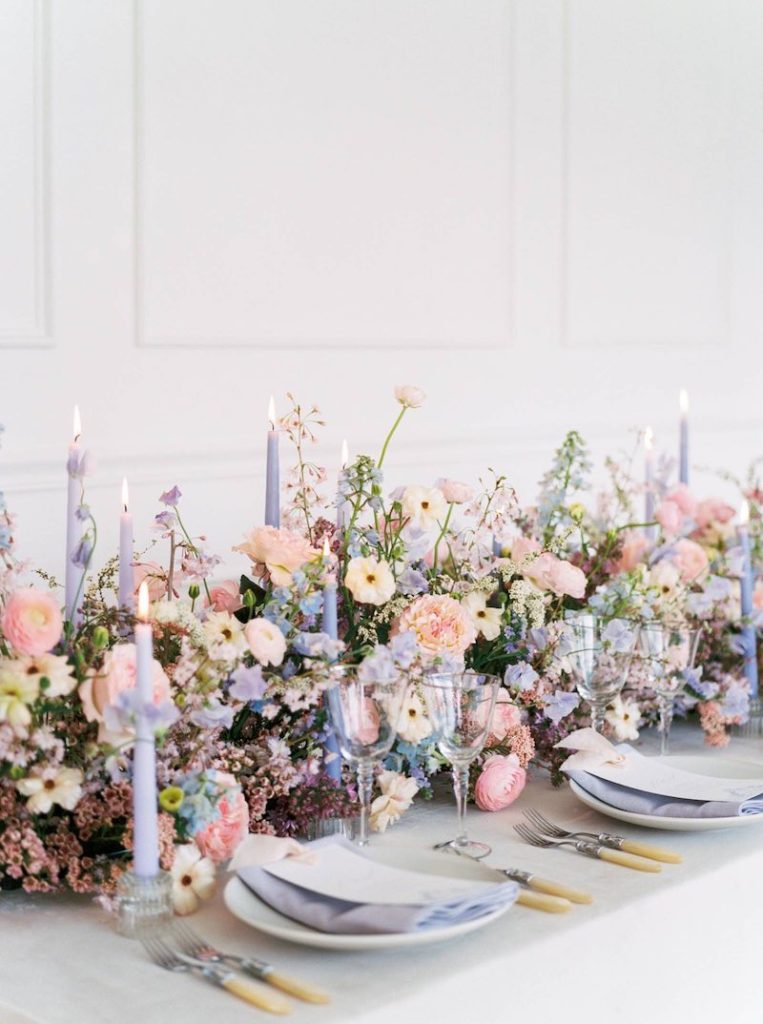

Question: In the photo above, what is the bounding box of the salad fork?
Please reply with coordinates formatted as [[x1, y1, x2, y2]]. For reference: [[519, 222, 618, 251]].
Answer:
[[513, 823, 661, 873], [523, 809, 682, 864], [172, 922, 330, 1003], [140, 935, 292, 1014]]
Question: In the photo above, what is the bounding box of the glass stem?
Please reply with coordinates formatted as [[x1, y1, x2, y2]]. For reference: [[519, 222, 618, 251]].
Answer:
[[453, 765, 470, 847], [659, 695, 674, 756], [356, 760, 373, 846], [591, 700, 607, 733]]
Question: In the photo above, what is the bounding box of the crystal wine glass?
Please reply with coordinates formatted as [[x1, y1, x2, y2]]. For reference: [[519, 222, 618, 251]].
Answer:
[[564, 613, 638, 733], [326, 666, 408, 846], [638, 623, 702, 755], [422, 671, 499, 858]]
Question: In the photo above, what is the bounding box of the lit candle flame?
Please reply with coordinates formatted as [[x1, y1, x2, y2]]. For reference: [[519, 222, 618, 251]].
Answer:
[[740, 500, 750, 528], [121, 477, 129, 513], [72, 405, 82, 442], [322, 536, 331, 559], [137, 580, 149, 621], [679, 389, 689, 416], [268, 395, 276, 431], [644, 426, 654, 452], [341, 438, 349, 469]]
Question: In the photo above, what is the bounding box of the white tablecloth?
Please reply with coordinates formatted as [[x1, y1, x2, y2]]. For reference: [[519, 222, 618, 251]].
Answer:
[[3, 726, 762, 1024]]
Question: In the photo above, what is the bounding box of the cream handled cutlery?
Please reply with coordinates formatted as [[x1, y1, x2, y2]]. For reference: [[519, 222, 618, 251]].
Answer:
[[523, 809, 682, 864], [514, 823, 662, 873]]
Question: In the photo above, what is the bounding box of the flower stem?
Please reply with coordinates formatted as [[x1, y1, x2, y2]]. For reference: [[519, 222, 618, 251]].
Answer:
[[377, 407, 407, 471]]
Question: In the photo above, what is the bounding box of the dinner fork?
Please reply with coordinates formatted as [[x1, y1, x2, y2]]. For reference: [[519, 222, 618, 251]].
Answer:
[[513, 823, 661, 873], [140, 935, 292, 1014], [172, 922, 330, 1003], [524, 809, 682, 864]]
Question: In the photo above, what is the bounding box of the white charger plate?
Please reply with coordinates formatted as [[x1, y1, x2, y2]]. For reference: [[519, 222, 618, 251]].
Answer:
[[223, 845, 514, 951], [569, 754, 763, 832]]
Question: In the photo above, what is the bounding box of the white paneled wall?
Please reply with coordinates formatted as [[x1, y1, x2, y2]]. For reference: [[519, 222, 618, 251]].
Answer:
[[2, 0, 762, 582]]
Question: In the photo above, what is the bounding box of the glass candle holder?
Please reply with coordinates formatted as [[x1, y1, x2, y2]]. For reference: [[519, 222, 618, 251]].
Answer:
[[116, 870, 173, 937]]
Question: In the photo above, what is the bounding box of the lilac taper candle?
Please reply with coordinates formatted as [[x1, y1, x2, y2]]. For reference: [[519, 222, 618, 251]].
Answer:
[[65, 406, 85, 625], [118, 478, 134, 613], [679, 389, 689, 486], [321, 538, 342, 782], [265, 396, 280, 528], [336, 439, 349, 535], [132, 582, 160, 877], [644, 427, 656, 540], [738, 502, 759, 699]]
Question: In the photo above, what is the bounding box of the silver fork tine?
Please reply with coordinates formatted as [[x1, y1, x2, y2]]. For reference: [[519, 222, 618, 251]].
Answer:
[[514, 823, 550, 847], [141, 936, 177, 970], [172, 921, 204, 957], [524, 809, 568, 836]]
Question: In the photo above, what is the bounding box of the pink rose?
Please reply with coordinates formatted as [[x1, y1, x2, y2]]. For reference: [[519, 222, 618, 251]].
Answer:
[[79, 644, 171, 741], [524, 553, 586, 599], [616, 531, 649, 572], [667, 538, 709, 584], [655, 500, 682, 536], [392, 595, 477, 659], [474, 754, 527, 812], [233, 526, 318, 587], [1, 588, 63, 656], [509, 536, 541, 564], [486, 691, 521, 745], [664, 484, 697, 518], [194, 781, 249, 865], [208, 580, 241, 614], [695, 498, 735, 530]]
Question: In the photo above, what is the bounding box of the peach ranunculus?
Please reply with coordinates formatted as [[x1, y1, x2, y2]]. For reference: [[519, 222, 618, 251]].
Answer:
[[486, 690, 522, 745], [474, 754, 527, 812], [193, 775, 250, 865], [655, 500, 682, 536], [208, 580, 241, 614], [394, 385, 426, 409], [616, 531, 650, 572], [695, 498, 736, 530], [434, 478, 474, 505], [1, 588, 63, 656], [523, 553, 587, 599], [133, 562, 169, 603], [664, 484, 697, 519], [392, 595, 477, 659], [233, 526, 318, 587], [667, 538, 709, 584], [79, 644, 172, 742]]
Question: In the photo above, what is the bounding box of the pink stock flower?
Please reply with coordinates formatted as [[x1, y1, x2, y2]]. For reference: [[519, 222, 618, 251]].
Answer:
[[616, 531, 649, 572], [655, 500, 682, 536], [474, 754, 527, 812], [194, 778, 249, 864], [234, 526, 318, 587], [695, 498, 735, 530], [524, 553, 586, 599], [668, 538, 709, 584], [664, 484, 697, 518], [208, 580, 241, 614], [392, 595, 477, 659], [79, 644, 172, 741], [1, 588, 63, 656]]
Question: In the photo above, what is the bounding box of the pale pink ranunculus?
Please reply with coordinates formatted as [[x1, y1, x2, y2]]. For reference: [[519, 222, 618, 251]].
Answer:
[[509, 536, 541, 564], [1, 588, 63, 656], [133, 562, 169, 603], [79, 644, 171, 740], [208, 580, 241, 614], [474, 754, 527, 812], [664, 484, 697, 518], [244, 618, 287, 666], [194, 783, 249, 865], [233, 526, 318, 587], [695, 498, 736, 530], [616, 531, 650, 572], [434, 478, 474, 505], [392, 595, 477, 659], [655, 500, 682, 536], [524, 553, 586, 599], [486, 691, 521, 745], [668, 538, 709, 584]]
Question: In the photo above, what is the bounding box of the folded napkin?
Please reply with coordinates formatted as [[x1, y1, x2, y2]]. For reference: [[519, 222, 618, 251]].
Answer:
[[237, 837, 518, 935]]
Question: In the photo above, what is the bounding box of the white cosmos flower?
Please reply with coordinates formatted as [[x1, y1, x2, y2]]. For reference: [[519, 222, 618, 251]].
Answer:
[[461, 592, 503, 642], [0, 665, 39, 729], [12, 654, 77, 698], [396, 692, 432, 744], [401, 485, 447, 531], [244, 618, 287, 667], [201, 611, 247, 661], [345, 557, 396, 605], [394, 385, 426, 409], [16, 766, 84, 814], [369, 771, 419, 833], [170, 843, 216, 916], [605, 696, 641, 742], [647, 561, 681, 602]]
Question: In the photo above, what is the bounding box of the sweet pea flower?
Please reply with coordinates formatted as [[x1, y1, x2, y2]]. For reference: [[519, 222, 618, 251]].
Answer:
[[542, 690, 580, 724], [435, 478, 474, 505], [394, 385, 426, 409], [244, 618, 287, 666], [228, 664, 267, 702], [474, 754, 526, 812], [345, 556, 396, 605], [1, 588, 63, 656]]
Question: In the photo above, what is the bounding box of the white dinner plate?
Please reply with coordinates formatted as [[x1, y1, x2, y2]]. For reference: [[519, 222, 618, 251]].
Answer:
[[223, 845, 515, 951], [569, 754, 763, 832]]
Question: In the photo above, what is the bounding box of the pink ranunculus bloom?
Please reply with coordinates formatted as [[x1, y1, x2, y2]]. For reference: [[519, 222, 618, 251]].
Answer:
[[655, 500, 682, 536], [434, 478, 474, 505], [616, 531, 650, 572], [79, 644, 171, 741], [194, 779, 249, 865], [664, 484, 697, 518], [486, 690, 522, 745], [208, 580, 241, 614], [233, 526, 318, 587], [133, 562, 169, 603], [695, 497, 736, 530], [474, 754, 527, 812], [524, 553, 586, 599], [1, 588, 63, 656], [668, 538, 709, 584], [508, 536, 542, 564], [392, 595, 477, 659]]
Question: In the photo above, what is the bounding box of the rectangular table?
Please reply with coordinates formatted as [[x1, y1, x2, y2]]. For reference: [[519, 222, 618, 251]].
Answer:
[[2, 725, 762, 1024]]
